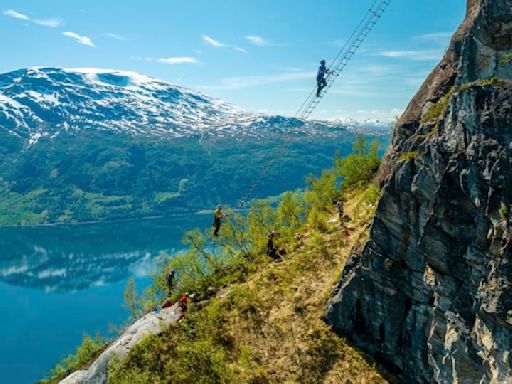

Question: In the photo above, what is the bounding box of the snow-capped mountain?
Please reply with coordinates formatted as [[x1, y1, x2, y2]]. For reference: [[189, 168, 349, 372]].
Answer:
[[332, 117, 393, 136], [0, 67, 254, 143], [0, 67, 392, 226], [0, 67, 390, 147], [0, 67, 358, 146]]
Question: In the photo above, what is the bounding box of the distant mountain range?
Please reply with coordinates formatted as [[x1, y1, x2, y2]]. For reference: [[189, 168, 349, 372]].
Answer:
[[0, 67, 391, 144], [333, 117, 394, 135], [0, 67, 391, 225]]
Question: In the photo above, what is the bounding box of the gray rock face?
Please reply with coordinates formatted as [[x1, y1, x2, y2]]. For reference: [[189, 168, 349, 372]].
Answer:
[[327, 1, 512, 383], [60, 305, 180, 384]]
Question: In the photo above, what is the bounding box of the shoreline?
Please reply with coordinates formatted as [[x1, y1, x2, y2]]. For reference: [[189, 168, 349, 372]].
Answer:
[[0, 211, 209, 229], [0, 207, 252, 229]]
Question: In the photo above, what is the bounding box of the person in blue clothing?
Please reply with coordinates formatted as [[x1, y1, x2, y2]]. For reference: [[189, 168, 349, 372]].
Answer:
[[317, 60, 332, 97]]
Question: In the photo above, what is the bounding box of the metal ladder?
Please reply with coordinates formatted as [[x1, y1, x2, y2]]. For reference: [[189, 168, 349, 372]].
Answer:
[[295, 0, 391, 120]]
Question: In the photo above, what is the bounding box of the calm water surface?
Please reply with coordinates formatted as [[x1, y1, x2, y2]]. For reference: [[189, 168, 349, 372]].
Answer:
[[0, 214, 211, 384]]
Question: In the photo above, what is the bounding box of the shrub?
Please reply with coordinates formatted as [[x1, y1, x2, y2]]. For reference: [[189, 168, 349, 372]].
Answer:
[[108, 299, 236, 384], [353, 184, 382, 220], [226, 285, 263, 321], [499, 202, 510, 220], [246, 199, 279, 253], [398, 151, 419, 163], [499, 53, 512, 65], [336, 135, 381, 190], [460, 77, 508, 93], [60, 146, 387, 383], [124, 277, 143, 319], [310, 231, 330, 259], [421, 87, 454, 125], [277, 190, 307, 238], [307, 206, 328, 232], [305, 170, 338, 212], [40, 333, 107, 383]]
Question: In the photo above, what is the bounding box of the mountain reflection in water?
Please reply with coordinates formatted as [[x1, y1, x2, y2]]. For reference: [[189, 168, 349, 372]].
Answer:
[[0, 214, 211, 292]]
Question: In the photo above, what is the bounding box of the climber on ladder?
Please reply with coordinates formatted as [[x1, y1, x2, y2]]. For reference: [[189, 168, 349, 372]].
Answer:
[[317, 60, 333, 97]]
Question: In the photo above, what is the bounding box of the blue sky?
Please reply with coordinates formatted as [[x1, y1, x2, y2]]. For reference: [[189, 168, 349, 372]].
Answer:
[[1, 0, 466, 120]]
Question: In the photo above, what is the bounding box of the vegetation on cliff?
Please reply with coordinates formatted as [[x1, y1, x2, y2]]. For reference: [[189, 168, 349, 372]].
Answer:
[[42, 135, 393, 383], [106, 137, 391, 383]]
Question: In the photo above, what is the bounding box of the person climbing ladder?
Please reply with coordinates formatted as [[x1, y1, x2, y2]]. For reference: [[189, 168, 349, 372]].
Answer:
[[317, 60, 332, 97], [296, 1, 390, 119]]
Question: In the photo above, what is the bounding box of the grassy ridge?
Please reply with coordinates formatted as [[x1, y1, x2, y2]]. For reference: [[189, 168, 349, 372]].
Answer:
[[110, 192, 388, 384], [42, 136, 392, 383]]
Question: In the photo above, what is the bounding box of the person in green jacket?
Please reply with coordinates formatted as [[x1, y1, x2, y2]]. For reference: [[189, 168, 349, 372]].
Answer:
[[213, 205, 227, 237]]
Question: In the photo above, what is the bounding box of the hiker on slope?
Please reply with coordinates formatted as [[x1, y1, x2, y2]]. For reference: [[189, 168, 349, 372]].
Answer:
[[336, 200, 344, 224], [213, 205, 227, 237], [267, 231, 285, 260], [166, 268, 176, 295], [179, 292, 189, 320]]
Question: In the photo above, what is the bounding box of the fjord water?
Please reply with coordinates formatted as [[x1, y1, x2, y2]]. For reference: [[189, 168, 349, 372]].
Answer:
[[0, 214, 211, 384]]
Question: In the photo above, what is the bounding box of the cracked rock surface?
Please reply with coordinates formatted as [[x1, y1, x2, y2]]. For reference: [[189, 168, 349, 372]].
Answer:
[[327, 1, 512, 383]]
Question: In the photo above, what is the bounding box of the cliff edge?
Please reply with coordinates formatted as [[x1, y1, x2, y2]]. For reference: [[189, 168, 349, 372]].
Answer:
[[327, 1, 512, 383]]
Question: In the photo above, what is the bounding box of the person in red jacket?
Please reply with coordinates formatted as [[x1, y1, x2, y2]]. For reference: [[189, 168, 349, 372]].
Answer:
[[179, 293, 189, 320]]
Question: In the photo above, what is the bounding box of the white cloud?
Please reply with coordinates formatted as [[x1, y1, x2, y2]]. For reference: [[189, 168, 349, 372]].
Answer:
[[33, 18, 62, 28], [245, 35, 268, 46], [202, 35, 248, 53], [415, 32, 453, 45], [202, 35, 225, 48], [133, 56, 198, 65], [4, 9, 63, 28], [156, 56, 198, 65], [4, 9, 61, 27], [4, 9, 29, 20], [62, 31, 95, 47], [106, 32, 127, 41], [376, 49, 444, 61]]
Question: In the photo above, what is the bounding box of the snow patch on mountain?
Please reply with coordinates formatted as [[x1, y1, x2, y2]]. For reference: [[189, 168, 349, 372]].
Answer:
[[332, 117, 393, 135], [0, 67, 390, 146]]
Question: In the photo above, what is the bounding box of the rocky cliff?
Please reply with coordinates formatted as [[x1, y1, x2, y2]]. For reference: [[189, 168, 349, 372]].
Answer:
[[327, 1, 512, 383]]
